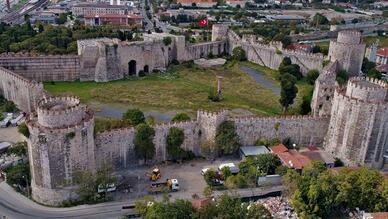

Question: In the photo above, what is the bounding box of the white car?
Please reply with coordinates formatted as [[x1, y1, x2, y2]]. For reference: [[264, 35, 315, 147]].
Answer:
[[218, 163, 239, 174]]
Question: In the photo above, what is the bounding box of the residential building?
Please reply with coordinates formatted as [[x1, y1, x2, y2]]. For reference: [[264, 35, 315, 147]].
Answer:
[[176, 0, 217, 8], [270, 144, 311, 170], [226, 0, 247, 8], [84, 14, 142, 27], [376, 48, 388, 65], [72, 3, 131, 17]]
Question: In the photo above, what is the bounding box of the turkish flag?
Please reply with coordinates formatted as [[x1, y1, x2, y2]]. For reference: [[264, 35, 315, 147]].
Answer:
[[198, 18, 208, 27]]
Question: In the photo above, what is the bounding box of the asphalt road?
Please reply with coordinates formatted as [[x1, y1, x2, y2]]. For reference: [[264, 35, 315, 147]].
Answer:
[[0, 182, 135, 219]]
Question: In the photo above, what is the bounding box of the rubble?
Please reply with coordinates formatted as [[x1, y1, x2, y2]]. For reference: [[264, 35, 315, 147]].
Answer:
[[256, 196, 298, 219]]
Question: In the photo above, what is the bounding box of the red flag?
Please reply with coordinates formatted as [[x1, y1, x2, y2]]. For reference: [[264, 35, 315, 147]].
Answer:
[[198, 18, 208, 27]]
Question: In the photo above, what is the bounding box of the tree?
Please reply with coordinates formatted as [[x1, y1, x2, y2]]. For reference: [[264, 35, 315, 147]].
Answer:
[[74, 170, 99, 203], [123, 108, 145, 125], [163, 36, 172, 46], [336, 69, 348, 85], [311, 13, 329, 27], [203, 168, 218, 186], [279, 64, 302, 80], [279, 73, 298, 112], [367, 68, 382, 79], [171, 112, 191, 122], [256, 153, 282, 175], [215, 121, 240, 155], [284, 165, 388, 218], [362, 57, 376, 73], [4, 163, 30, 187], [220, 166, 232, 180], [18, 123, 30, 138], [247, 204, 273, 219], [306, 69, 319, 85], [144, 199, 197, 219], [166, 127, 185, 160], [6, 141, 27, 156], [4, 100, 17, 112], [134, 124, 155, 163], [232, 47, 247, 61]]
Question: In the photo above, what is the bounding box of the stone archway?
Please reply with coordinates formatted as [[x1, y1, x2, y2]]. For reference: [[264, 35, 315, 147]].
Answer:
[[144, 65, 149, 73], [128, 60, 136, 75]]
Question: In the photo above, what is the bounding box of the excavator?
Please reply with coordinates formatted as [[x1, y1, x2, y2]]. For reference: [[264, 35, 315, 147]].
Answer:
[[150, 167, 161, 181]]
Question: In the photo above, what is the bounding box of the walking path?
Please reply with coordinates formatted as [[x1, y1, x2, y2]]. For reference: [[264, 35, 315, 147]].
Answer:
[[240, 66, 280, 95]]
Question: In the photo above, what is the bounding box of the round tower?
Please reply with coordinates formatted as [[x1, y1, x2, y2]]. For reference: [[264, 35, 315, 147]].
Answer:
[[324, 77, 388, 169], [328, 31, 366, 77], [212, 24, 229, 42], [26, 96, 95, 206]]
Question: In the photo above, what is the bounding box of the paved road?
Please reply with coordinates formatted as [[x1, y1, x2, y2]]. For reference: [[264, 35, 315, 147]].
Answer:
[[0, 182, 135, 219]]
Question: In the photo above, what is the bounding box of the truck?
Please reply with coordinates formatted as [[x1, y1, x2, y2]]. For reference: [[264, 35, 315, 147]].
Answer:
[[147, 179, 179, 194]]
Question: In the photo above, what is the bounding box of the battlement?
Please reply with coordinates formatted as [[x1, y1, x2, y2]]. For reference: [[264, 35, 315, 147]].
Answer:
[[36, 96, 89, 128], [0, 67, 42, 88], [197, 109, 228, 119], [337, 30, 362, 44], [335, 88, 388, 106], [230, 114, 329, 123], [0, 52, 79, 59], [345, 77, 388, 102], [282, 48, 324, 60]]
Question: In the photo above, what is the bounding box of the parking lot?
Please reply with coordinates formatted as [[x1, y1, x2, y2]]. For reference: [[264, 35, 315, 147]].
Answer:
[[111, 156, 240, 202]]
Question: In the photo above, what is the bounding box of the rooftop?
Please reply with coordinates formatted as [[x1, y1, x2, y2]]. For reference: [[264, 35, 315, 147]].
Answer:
[[377, 48, 388, 57], [240, 146, 270, 157]]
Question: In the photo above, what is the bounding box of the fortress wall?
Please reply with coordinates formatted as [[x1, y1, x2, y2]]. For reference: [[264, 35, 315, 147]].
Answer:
[[328, 40, 365, 76], [184, 41, 227, 61], [95, 127, 136, 170], [324, 89, 388, 169], [231, 115, 330, 147], [94, 120, 200, 170], [0, 54, 80, 82], [0, 67, 44, 112]]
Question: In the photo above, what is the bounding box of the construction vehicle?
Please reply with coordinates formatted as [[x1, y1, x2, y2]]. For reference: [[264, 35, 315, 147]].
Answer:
[[147, 179, 179, 194], [150, 168, 161, 181]]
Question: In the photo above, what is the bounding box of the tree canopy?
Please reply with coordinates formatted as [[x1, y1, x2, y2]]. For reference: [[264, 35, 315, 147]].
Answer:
[[134, 123, 155, 163], [279, 73, 298, 112], [123, 108, 146, 126], [171, 112, 191, 122], [166, 127, 185, 160], [284, 163, 388, 218], [215, 121, 240, 155], [232, 47, 247, 61]]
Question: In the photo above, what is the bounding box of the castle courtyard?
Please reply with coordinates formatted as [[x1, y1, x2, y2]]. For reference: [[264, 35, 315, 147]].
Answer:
[[44, 61, 312, 119]]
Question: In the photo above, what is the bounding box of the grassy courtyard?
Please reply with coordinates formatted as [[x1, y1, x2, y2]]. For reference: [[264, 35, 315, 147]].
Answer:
[[45, 61, 311, 118]]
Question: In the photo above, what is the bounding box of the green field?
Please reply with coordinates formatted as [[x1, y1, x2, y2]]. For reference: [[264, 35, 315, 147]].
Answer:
[[45, 62, 310, 118]]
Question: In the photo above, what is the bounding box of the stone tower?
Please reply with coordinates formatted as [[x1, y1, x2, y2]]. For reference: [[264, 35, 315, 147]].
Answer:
[[328, 31, 366, 77], [311, 61, 338, 117], [26, 96, 95, 205], [324, 77, 388, 169], [212, 24, 229, 42]]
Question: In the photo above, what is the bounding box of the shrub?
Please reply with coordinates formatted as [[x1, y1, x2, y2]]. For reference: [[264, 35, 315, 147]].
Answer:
[[123, 109, 145, 126], [232, 47, 246, 61], [171, 113, 191, 122], [225, 174, 247, 189], [163, 36, 172, 46], [336, 69, 348, 85], [18, 123, 30, 138], [306, 69, 319, 85], [6, 141, 28, 156]]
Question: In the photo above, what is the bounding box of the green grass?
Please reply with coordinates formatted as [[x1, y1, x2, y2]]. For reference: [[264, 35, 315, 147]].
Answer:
[[45, 62, 283, 116]]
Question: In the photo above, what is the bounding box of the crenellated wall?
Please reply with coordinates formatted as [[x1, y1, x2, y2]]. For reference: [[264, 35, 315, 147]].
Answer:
[[229, 30, 324, 74], [0, 53, 80, 82], [0, 67, 44, 112], [231, 115, 330, 147], [324, 78, 388, 169]]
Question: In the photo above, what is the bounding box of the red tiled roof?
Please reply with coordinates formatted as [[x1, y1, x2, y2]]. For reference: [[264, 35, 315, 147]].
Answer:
[[365, 212, 388, 219], [377, 48, 388, 57], [271, 144, 312, 170], [270, 144, 288, 154]]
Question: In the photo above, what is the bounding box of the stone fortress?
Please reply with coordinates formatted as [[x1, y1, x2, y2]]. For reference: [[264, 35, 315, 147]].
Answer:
[[0, 25, 387, 205]]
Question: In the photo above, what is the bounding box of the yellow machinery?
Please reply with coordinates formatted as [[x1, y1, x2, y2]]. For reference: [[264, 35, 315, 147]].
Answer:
[[150, 168, 161, 181]]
